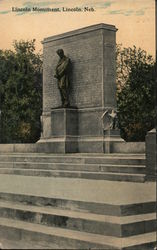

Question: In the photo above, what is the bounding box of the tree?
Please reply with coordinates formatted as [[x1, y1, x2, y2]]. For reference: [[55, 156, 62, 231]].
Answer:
[[0, 40, 42, 143], [116, 45, 155, 141]]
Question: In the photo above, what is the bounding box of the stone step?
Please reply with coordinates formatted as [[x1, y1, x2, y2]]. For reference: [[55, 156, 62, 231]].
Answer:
[[0, 153, 146, 165], [0, 175, 155, 207], [0, 218, 156, 249], [0, 192, 156, 216], [0, 162, 146, 174], [0, 238, 57, 249], [0, 168, 146, 182], [0, 200, 156, 237], [0, 238, 55, 249], [0, 153, 145, 157], [1, 192, 156, 218]]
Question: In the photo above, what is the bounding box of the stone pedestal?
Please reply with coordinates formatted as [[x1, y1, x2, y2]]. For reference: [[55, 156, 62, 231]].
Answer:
[[51, 108, 78, 137], [103, 130, 123, 153], [104, 130, 122, 140], [39, 110, 123, 153], [39, 108, 78, 153]]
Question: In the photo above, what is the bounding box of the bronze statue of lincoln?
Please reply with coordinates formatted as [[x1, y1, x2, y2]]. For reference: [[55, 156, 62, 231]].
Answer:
[[54, 49, 71, 108]]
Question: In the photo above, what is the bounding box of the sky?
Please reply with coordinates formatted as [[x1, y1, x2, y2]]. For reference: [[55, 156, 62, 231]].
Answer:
[[0, 0, 155, 58]]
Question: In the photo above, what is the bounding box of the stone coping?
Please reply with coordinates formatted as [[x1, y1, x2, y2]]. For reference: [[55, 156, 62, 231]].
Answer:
[[0, 142, 145, 153], [42, 23, 117, 44]]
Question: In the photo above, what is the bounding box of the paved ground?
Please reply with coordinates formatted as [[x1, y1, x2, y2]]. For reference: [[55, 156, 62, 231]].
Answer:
[[0, 174, 155, 204]]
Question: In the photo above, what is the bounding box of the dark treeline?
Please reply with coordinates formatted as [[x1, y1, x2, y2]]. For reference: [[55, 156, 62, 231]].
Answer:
[[0, 41, 155, 142]]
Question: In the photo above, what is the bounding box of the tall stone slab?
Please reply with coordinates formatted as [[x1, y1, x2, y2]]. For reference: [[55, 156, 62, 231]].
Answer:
[[39, 23, 119, 152], [145, 129, 157, 181]]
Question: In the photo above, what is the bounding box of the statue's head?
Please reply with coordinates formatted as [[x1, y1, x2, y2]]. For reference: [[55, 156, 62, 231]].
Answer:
[[56, 49, 64, 58]]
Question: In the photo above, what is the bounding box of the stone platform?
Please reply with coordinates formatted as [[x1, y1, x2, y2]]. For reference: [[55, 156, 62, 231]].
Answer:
[[0, 141, 145, 154], [0, 152, 156, 249]]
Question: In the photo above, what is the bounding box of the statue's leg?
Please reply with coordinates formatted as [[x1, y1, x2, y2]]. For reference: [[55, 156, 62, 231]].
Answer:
[[58, 89, 64, 106], [61, 88, 69, 107]]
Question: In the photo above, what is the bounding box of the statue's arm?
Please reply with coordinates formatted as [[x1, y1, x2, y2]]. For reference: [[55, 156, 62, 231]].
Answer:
[[54, 66, 60, 79], [57, 58, 70, 77]]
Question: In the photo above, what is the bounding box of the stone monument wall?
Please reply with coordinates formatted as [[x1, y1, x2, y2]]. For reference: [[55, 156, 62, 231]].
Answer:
[[42, 24, 117, 111], [40, 24, 118, 152]]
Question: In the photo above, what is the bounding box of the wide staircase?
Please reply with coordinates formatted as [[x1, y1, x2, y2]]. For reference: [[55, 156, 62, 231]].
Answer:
[[0, 153, 156, 249], [0, 153, 147, 182]]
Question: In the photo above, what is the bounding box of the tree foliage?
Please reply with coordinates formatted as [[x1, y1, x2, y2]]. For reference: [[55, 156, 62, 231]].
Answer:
[[0, 41, 155, 143], [0, 40, 42, 143], [116, 45, 155, 141]]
